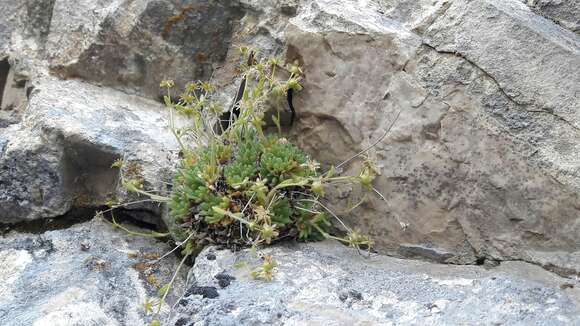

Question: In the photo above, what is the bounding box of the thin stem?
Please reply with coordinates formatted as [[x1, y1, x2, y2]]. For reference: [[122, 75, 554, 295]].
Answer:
[[240, 193, 255, 240], [99, 199, 160, 215], [294, 206, 321, 215], [107, 212, 170, 238], [169, 104, 187, 154], [372, 186, 408, 230], [299, 199, 352, 233], [334, 108, 403, 171], [151, 232, 196, 265], [156, 252, 190, 316], [127, 186, 171, 202]]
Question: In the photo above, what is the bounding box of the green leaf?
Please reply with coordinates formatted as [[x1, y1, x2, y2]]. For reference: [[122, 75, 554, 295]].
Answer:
[[164, 95, 172, 107], [271, 198, 292, 225]]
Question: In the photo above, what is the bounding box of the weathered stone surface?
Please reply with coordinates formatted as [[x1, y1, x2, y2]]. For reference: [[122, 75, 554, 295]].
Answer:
[[171, 241, 580, 325], [249, 0, 580, 272], [424, 0, 580, 132], [46, 0, 243, 99], [1, 0, 579, 282], [0, 218, 186, 326], [0, 78, 181, 224], [0, 127, 68, 224], [521, 0, 580, 33], [0, 58, 30, 127], [0, 0, 57, 68], [0, 0, 20, 55], [197, 0, 580, 274], [375, 0, 451, 31], [418, 0, 580, 267], [1, 0, 243, 98]]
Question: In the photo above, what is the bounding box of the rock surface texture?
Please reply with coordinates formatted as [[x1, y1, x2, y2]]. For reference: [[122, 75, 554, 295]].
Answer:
[[0, 77, 182, 224], [172, 241, 580, 325], [521, 0, 580, 34], [212, 0, 580, 275], [0, 1, 579, 323], [0, 218, 186, 326]]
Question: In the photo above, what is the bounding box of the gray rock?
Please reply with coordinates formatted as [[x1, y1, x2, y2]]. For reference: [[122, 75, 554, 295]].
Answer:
[[1, 0, 244, 99], [0, 77, 181, 224], [419, 0, 580, 266], [171, 241, 580, 325], [0, 58, 31, 127], [1, 0, 579, 278], [521, 0, 580, 34], [46, 0, 244, 99], [205, 0, 580, 274], [0, 127, 69, 223], [424, 0, 580, 131], [375, 0, 451, 31], [0, 0, 20, 55], [0, 218, 186, 326]]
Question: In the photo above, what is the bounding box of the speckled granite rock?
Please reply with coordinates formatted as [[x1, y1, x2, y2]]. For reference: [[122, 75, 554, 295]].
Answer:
[[0, 218, 186, 326], [171, 241, 580, 326]]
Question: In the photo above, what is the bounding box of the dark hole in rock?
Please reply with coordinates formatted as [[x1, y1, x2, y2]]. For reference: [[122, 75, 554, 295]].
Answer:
[[61, 140, 170, 232], [174, 317, 189, 326], [349, 290, 363, 301], [0, 206, 100, 236], [214, 272, 235, 288], [185, 286, 219, 299], [62, 139, 121, 211], [397, 244, 455, 263], [0, 58, 9, 108], [281, 3, 298, 16], [101, 208, 166, 234], [339, 289, 363, 302], [206, 252, 216, 260], [560, 283, 575, 290]]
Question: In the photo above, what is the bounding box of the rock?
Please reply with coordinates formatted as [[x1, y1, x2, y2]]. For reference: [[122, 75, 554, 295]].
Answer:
[[206, 0, 580, 274], [0, 58, 28, 114], [521, 0, 580, 34], [0, 0, 21, 54], [46, 0, 243, 99], [418, 0, 580, 268], [0, 0, 578, 277], [0, 218, 187, 326], [1, 0, 244, 99], [0, 56, 33, 128], [424, 0, 580, 132], [375, 0, 451, 31], [0, 127, 69, 223], [0, 0, 58, 71], [0, 77, 181, 224], [171, 241, 580, 325]]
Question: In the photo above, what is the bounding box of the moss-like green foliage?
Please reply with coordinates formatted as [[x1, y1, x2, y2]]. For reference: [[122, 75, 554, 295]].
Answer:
[[170, 133, 330, 246], [260, 137, 313, 185]]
